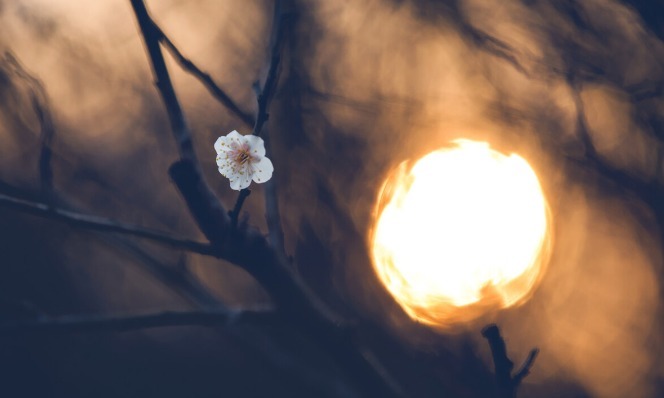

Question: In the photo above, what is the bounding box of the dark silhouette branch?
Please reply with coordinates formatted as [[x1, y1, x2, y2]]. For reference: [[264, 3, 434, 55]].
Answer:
[[155, 25, 256, 129], [482, 324, 538, 398], [129, 2, 403, 395], [130, 0, 197, 163], [0, 308, 273, 334], [0, 192, 215, 256], [250, 5, 286, 140], [231, 0, 289, 227], [512, 348, 539, 387], [463, 25, 530, 77], [0, 182, 359, 398], [229, 188, 251, 230]]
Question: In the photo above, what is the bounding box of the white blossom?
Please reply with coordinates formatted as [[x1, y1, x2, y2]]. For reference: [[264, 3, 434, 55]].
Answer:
[[215, 130, 274, 190]]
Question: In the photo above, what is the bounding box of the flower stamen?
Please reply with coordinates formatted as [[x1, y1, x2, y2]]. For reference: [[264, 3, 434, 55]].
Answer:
[[236, 150, 251, 165]]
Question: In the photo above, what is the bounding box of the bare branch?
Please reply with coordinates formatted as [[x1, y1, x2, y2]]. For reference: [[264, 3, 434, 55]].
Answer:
[[130, 0, 232, 247], [512, 348, 539, 387], [463, 25, 530, 77], [155, 26, 255, 129], [482, 324, 539, 398], [0, 181, 360, 397], [0, 308, 273, 334], [229, 188, 251, 230], [231, 0, 289, 225], [250, 21, 285, 138], [0, 191, 215, 256], [166, 160, 230, 246], [130, 0, 196, 162], [169, 125, 405, 398], [131, 2, 403, 396]]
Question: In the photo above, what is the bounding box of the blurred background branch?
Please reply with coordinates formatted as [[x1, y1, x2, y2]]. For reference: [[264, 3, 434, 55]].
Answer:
[[0, 307, 274, 334]]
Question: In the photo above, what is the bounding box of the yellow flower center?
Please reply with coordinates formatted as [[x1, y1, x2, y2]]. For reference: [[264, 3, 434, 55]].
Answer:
[[236, 150, 250, 165]]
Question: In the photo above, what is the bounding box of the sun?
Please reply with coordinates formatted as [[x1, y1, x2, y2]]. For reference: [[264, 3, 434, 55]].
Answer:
[[370, 140, 551, 328]]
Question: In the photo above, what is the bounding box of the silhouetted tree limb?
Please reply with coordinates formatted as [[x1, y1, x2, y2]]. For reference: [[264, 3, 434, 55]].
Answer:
[[0, 191, 216, 256], [512, 348, 539, 387], [170, 161, 405, 398], [0, 181, 360, 398], [482, 324, 539, 398], [0, 308, 273, 334], [155, 25, 255, 129], [229, 188, 252, 230], [230, 0, 289, 228], [130, 0, 197, 163], [131, 1, 404, 396]]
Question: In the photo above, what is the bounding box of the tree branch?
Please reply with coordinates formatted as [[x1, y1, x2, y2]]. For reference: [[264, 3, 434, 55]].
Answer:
[[482, 324, 538, 398], [231, 0, 289, 226], [131, 2, 403, 396], [229, 188, 251, 230], [0, 182, 360, 398], [512, 348, 539, 387], [130, 0, 196, 162], [155, 25, 256, 129], [0, 191, 215, 256], [0, 308, 273, 334]]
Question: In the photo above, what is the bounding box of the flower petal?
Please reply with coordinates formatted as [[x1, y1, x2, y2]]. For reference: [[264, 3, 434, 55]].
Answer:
[[244, 135, 266, 158], [227, 130, 242, 140], [214, 136, 225, 153], [214, 131, 242, 153], [229, 164, 252, 190], [227, 130, 244, 150], [216, 150, 234, 173], [218, 162, 234, 177], [251, 156, 273, 184]]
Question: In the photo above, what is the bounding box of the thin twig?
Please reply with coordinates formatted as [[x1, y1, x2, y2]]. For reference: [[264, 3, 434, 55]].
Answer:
[[482, 324, 538, 398], [231, 0, 288, 226], [229, 188, 251, 230], [155, 26, 255, 129], [512, 348, 539, 387], [0, 308, 273, 334], [0, 192, 215, 256], [130, 0, 196, 162]]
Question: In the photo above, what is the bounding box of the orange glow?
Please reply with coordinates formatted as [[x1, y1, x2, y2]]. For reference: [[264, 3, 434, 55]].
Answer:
[[370, 140, 551, 328]]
